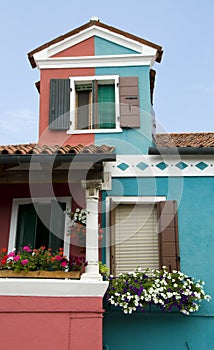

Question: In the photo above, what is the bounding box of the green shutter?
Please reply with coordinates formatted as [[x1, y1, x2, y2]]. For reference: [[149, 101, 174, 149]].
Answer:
[[16, 203, 37, 250], [98, 84, 115, 128], [49, 79, 70, 130], [49, 201, 65, 252]]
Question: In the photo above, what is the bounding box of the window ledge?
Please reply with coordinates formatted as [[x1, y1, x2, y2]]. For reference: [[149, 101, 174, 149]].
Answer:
[[0, 279, 109, 297], [66, 128, 122, 134]]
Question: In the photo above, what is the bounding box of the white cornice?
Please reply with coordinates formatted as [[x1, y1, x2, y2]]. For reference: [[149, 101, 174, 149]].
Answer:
[[35, 54, 155, 69], [104, 155, 214, 177]]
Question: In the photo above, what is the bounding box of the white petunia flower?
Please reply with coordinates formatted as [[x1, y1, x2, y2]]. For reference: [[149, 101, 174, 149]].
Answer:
[[204, 295, 211, 302], [180, 309, 189, 315]]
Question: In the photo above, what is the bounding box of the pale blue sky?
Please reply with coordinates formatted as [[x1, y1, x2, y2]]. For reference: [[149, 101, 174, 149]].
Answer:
[[0, 0, 213, 145]]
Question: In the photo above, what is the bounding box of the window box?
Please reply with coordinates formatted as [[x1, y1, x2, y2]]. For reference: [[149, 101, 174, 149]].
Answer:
[[0, 270, 81, 279]]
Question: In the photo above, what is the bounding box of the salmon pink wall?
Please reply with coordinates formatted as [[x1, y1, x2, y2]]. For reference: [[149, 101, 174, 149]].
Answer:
[[39, 68, 95, 146], [52, 37, 94, 57], [0, 296, 104, 350]]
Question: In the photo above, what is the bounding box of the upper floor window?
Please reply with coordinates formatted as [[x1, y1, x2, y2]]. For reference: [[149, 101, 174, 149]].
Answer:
[[70, 75, 119, 132], [49, 76, 140, 132]]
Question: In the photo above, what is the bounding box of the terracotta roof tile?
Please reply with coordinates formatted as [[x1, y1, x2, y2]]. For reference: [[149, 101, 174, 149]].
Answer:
[[155, 133, 214, 147], [1, 133, 213, 156], [0, 144, 115, 155]]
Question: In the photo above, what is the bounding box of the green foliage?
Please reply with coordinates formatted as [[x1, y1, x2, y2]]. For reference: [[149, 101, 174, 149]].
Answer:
[[99, 261, 110, 277]]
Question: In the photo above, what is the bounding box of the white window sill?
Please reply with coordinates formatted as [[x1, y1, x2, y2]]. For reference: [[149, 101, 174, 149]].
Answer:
[[0, 279, 109, 297], [66, 128, 122, 134]]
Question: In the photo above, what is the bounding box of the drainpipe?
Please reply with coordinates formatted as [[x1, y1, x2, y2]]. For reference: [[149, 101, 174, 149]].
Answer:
[[81, 179, 103, 281]]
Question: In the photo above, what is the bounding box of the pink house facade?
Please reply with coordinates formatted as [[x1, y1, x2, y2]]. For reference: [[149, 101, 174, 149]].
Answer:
[[1, 16, 214, 350], [0, 16, 161, 348]]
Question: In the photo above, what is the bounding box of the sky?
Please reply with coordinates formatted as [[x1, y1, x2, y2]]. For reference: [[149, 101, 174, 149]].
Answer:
[[0, 0, 213, 145]]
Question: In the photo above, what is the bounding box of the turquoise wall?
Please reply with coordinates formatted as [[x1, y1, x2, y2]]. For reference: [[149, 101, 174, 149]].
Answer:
[[103, 311, 214, 350], [95, 36, 139, 55], [94, 38, 154, 154], [103, 176, 214, 349]]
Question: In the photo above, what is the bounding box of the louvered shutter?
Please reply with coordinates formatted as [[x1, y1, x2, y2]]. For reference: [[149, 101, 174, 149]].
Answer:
[[49, 200, 66, 252], [77, 90, 91, 130], [49, 79, 70, 130], [110, 199, 116, 275], [98, 84, 116, 129], [119, 77, 140, 128], [111, 203, 159, 276], [157, 200, 180, 271]]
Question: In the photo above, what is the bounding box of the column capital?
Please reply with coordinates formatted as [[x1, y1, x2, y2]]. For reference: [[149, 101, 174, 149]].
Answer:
[[81, 180, 102, 199]]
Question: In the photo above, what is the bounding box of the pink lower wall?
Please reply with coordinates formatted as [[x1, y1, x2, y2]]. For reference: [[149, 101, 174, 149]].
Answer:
[[0, 296, 104, 350]]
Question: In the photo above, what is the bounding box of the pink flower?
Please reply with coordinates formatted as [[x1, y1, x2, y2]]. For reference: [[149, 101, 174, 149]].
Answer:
[[22, 246, 32, 252], [8, 252, 15, 257], [55, 255, 62, 261], [21, 259, 29, 265], [13, 255, 20, 261], [61, 261, 67, 267]]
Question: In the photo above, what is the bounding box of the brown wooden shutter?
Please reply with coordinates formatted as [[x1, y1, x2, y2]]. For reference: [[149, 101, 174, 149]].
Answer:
[[157, 200, 180, 271], [110, 199, 116, 276], [119, 77, 140, 128], [150, 69, 156, 105]]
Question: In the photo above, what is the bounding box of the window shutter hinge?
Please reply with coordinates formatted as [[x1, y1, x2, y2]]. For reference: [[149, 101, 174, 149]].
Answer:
[[117, 82, 119, 87], [125, 96, 138, 100], [70, 88, 72, 92]]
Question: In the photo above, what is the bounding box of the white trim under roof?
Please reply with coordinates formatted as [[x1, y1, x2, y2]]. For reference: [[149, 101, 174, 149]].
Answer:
[[34, 54, 155, 69]]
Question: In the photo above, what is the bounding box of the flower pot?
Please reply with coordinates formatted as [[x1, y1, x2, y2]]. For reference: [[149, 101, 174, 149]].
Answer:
[[0, 270, 81, 279]]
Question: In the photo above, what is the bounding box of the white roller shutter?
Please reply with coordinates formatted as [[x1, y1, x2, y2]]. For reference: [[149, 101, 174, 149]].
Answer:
[[113, 204, 159, 275]]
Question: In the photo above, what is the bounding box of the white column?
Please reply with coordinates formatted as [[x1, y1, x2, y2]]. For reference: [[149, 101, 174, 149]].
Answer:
[[81, 180, 103, 281]]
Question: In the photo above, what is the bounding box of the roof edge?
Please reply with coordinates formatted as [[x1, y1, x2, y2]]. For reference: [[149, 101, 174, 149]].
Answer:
[[0, 153, 116, 164], [28, 19, 163, 68], [149, 147, 214, 155]]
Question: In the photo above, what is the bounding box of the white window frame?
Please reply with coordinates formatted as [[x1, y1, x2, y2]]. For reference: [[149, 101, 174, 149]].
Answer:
[[8, 197, 71, 258], [105, 196, 166, 269], [67, 75, 122, 134]]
